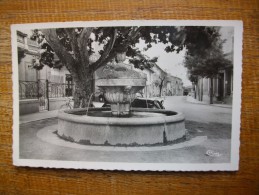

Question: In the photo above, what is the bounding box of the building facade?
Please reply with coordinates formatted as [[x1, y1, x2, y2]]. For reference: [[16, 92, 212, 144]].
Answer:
[[166, 74, 184, 96], [17, 30, 73, 114]]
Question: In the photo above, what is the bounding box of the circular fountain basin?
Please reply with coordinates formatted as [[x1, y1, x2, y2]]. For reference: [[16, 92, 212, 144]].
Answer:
[[57, 108, 186, 146]]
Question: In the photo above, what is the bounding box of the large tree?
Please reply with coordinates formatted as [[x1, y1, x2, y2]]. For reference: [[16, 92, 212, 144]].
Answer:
[[29, 26, 218, 107], [184, 27, 232, 104]]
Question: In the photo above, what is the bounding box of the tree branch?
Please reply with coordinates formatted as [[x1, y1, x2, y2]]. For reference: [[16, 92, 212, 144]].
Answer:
[[77, 27, 93, 68], [93, 27, 143, 71], [40, 28, 78, 77], [64, 28, 80, 61], [128, 26, 143, 41], [94, 51, 117, 71], [91, 28, 117, 71]]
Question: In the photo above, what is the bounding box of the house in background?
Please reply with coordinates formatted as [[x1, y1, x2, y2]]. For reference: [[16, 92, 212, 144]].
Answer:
[[134, 63, 183, 98], [166, 73, 184, 96], [17, 30, 73, 115]]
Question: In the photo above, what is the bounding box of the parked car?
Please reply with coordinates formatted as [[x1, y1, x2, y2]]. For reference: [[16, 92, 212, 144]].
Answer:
[[183, 89, 189, 96], [131, 98, 165, 109], [102, 97, 165, 109]]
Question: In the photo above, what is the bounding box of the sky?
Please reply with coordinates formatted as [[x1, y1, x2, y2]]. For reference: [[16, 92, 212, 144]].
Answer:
[[136, 41, 192, 87]]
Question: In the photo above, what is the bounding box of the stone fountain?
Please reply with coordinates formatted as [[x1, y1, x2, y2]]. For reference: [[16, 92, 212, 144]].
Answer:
[[95, 51, 147, 116], [57, 52, 186, 146]]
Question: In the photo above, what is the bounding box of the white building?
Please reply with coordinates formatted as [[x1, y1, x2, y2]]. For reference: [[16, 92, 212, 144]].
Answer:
[[17, 30, 73, 114]]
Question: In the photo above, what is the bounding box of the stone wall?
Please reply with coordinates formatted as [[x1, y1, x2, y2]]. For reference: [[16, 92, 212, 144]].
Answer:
[[19, 99, 39, 115]]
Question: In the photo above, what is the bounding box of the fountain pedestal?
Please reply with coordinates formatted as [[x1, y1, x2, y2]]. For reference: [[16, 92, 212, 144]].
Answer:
[[96, 61, 146, 116], [110, 103, 130, 116]]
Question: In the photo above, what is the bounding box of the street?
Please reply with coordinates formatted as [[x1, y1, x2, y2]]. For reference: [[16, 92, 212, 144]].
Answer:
[[163, 96, 232, 124]]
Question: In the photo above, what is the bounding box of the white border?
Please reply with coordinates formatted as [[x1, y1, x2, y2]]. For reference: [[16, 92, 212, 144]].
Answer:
[[12, 20, 243, 171]]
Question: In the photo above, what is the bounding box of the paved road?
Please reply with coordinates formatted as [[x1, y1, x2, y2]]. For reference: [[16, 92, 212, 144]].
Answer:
[[163, 96, 232, 124]]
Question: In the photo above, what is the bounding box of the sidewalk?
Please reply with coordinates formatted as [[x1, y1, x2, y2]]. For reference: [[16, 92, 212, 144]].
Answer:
[[20, 110, 59, 124], [20, 101, 104, 124], [186, 96, 232, 108]]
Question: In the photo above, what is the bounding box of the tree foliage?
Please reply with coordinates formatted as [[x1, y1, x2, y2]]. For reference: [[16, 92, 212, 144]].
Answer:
[[184, 27, 232, 79], [30, 26, 226, 73], [30, 26, 187, 72]]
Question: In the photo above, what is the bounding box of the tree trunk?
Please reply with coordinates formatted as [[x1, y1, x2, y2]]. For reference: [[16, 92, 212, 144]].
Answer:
[[159, 80, 164, 97], [73, 73, 93, 108], [201, 78, 203, 101], [194, 84, 197, 99], [209, 77, 213, 104], [41, 29, 95, 108], [159, 84, 164, 97], [197, 79, 200, 101], [192, 82, 196, 99]]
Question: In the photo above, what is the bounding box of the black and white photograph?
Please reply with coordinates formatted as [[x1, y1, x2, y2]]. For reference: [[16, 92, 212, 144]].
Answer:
[[12, 20, 243, 171]]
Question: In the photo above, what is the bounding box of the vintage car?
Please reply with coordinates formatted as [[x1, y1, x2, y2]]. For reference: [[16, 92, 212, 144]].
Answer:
[[102, 97, 165, 109]]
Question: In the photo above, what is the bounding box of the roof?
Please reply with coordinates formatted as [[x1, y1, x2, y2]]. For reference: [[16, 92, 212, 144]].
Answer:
[[17, 31, 27, 37]]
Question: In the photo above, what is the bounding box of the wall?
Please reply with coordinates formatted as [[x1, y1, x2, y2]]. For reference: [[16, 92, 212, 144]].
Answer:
[[166, 75, 184, 96], [19, 99, 39, 115], [0, 1, 259, 195]]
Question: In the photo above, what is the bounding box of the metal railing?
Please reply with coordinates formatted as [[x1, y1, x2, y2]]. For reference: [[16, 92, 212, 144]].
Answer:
[[19, 80, 74, 111], [48, 82, 73, 98], [19, 80, 74, 99], [19, 80, 39, 99]]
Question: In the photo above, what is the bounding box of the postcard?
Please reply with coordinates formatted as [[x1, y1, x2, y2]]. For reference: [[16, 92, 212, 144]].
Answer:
[[12, 20, 243, 171]]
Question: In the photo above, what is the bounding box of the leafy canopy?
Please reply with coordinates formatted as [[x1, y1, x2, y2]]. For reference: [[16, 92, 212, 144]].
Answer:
[[29, 26, 219, 73], [184, 27, 232, 81]]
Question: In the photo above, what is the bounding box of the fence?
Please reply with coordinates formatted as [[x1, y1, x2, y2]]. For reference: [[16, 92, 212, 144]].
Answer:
[[19, 80, 39, 99], [19, 80, 74, 111]]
